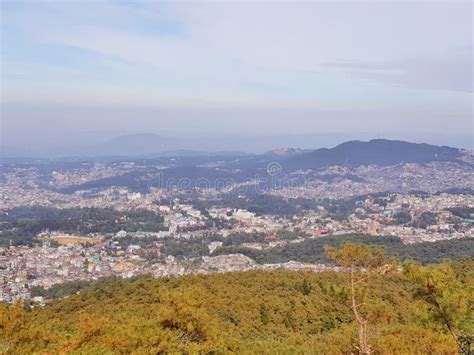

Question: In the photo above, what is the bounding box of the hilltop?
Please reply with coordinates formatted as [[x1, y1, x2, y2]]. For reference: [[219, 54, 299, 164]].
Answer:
[[285, 139, 461, 170]]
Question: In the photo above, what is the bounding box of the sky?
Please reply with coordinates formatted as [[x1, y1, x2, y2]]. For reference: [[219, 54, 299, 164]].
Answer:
[[1, 0, 473, 153]]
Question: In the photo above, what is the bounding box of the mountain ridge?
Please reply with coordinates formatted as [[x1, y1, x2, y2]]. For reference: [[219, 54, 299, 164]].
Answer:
[[283, 139, 461, 170]]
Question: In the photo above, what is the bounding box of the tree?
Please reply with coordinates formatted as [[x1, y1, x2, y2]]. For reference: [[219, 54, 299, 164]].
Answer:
[[0, 301, 26, 351], [412, 212, 437, 229], [259, 304, 269, 325], [298, 278, 312, 296], [404, 261, 473, 354], [325, 243, 393, 354], [393, 211, 411, 225]]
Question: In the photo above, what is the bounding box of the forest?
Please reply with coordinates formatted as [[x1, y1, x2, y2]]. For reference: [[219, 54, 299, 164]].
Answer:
[[1, 254, 472, 353], [0, 206, 165, 246], [213, 234, 474, 264]]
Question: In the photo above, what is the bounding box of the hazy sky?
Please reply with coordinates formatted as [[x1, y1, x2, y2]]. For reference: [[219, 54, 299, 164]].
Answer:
[[1, 1, 473, 150]]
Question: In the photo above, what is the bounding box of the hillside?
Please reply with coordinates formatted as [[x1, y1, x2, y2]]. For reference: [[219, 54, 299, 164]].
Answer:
[[263, 147, 311, 157], [214, 235, 474, 265], [2, 260, 472, 353], [285, 139, 461, 170]]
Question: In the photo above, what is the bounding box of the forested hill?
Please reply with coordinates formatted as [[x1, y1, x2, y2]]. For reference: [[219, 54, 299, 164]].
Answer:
[[285, 139, 461, 170], [2, 259, 472, 353], [214, 234, 474, 265]]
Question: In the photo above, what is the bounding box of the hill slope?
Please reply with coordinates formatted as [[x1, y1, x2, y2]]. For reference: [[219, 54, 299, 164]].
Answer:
[[285, 139, 461, 170], [3, 263, 472, 353]]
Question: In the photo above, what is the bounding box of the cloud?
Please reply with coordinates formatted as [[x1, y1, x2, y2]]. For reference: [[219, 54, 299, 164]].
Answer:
[[3, 2, 472, 87], [1, 1, 472, 142], [326, 47, 473, 92]]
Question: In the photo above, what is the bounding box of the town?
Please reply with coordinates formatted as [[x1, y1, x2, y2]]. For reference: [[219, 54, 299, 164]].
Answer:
[[1, 157, 472, 303]]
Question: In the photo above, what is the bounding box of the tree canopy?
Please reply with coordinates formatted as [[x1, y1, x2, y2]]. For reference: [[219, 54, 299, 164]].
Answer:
[[1, 258, 472, 353]]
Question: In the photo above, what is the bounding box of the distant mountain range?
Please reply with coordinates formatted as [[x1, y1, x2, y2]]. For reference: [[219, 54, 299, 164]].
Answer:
[[264, 148, 311, 157], [159, 150, 250, 157], [1, 135, 468, 169], [29, 138, 469, 195], [93, 136, 463, 169], [284, 139, 462, 170], [92, 134, 249, 157]]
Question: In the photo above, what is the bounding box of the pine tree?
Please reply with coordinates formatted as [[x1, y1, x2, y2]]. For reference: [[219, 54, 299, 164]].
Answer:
[[325, 243, 393, 354]]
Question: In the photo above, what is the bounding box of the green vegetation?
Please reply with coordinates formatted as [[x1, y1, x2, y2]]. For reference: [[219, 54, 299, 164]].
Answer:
[[155, 231, 304, 261], [392, 211, 412, 225], [194, 194, 316, 217], [448, 207, 474, 219], [412, 211, 438, 229], [162, 237, 210, 259], [194, 192, 393, 219], [29, 279, 113, 301], [405, 261, 474, 354], [325, 243, 396, 354], [222, 232, 267, 245], [1, 258, 472, 353], [0, 206, 165, 246], [214, 234, 474, 264]]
